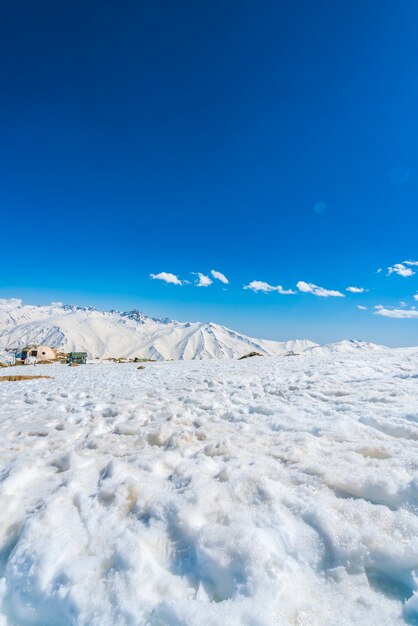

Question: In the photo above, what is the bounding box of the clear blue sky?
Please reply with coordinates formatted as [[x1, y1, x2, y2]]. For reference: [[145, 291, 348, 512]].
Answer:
[[1, 1, 418, 346]]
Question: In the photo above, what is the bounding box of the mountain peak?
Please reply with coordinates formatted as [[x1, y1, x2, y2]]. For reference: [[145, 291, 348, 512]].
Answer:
[[0, 298, 317, 360]]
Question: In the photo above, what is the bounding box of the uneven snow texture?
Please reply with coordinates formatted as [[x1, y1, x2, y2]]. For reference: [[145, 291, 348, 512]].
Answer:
[[0, 299, 316, 360], [0, 349, 418, 625]]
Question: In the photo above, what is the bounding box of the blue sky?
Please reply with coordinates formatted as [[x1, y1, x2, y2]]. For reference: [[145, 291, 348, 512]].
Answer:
[[1, 1, 418, 346]]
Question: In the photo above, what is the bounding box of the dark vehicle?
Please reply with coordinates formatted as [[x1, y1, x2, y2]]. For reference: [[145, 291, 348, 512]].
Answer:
[[67, 352, 87, 364]]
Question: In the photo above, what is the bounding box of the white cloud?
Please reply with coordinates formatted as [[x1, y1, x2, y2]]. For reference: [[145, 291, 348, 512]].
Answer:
[[387, 263, 415, 277], [414, 293, 418, 301], [196, 273, 213, 287], [374, 306, 418, 319], [403, 260, 418, 267], [150, 272, 182, 286], [211, 269, 229, 284], [244, 280, 295, 294], [51, 301, 63, 307], [346, 286, 367, 293], [376, 268, 382, 273], [357, 305, 368, 310], [297, 281, 345, 298]]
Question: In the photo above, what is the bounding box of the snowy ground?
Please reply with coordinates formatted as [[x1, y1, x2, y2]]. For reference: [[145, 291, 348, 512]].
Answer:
[[0, 350, 418, 626]]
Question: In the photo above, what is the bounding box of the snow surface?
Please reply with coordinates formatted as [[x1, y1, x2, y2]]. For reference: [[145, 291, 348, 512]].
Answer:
[[0, 300, 316, 360], [0, 347, 418, 625]]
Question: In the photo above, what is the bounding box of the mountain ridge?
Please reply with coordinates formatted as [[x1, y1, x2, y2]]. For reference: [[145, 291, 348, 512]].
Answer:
[[0, 299, 317, 360]]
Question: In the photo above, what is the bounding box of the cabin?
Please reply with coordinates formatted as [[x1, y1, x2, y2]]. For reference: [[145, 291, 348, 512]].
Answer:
[[67, 352, 87, 364], [21, 345, 56, 361]]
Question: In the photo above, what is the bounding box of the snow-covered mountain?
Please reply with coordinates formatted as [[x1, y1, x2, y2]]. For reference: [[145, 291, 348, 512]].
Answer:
[[0, 299, 317, 360], [304, 339, 387, 356]]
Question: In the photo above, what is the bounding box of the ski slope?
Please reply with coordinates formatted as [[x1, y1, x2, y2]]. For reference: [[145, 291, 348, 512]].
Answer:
[[0, 347, 417, 625]]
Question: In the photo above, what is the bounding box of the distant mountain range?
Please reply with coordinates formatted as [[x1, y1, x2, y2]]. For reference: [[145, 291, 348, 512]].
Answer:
[[303, 339, 386, 355], [0, 299, 318, 360]]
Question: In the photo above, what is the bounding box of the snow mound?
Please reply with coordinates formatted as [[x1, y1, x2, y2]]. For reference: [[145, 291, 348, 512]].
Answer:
[[0, 299, 316, 360]]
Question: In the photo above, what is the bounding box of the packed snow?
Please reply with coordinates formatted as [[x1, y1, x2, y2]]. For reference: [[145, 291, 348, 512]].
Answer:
[[0, 299, 316, 361], [0, 346, 418, 625]]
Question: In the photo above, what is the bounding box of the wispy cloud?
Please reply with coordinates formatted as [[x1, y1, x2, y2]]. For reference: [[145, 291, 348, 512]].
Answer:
[[357, 305, 368, 310], [211, 269, 229, 284], [150, 272, 182, 286], [297, 281, 345, 298], [374, 306, 418, 318], [346, 286, 367, 293], [414, 293, 418, 301], [244, 280, 295, 294], [195, 273, 213, 287], [387, 262, 417, 277]]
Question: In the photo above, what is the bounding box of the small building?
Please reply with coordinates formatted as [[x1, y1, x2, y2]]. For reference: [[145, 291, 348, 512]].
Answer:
[[0, 350, 15, 366], [67, 352, 87, 364], [21, 345, 56, 361]]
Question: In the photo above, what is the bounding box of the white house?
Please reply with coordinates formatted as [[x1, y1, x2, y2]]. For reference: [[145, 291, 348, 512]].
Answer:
[[21, 345, 56, 362]]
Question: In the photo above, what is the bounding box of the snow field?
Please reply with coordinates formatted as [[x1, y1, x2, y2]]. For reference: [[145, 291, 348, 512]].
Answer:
[[0, 350, 417, 625]]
